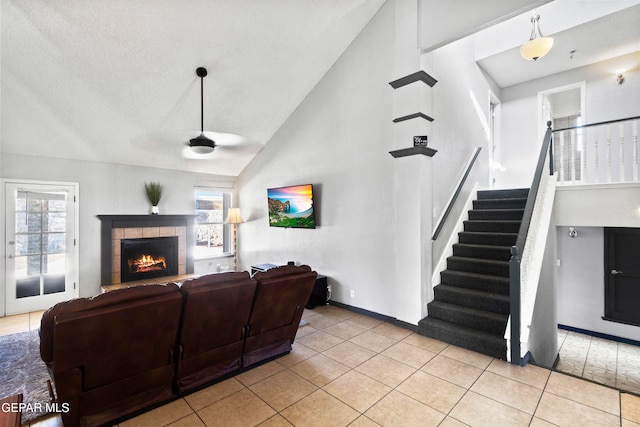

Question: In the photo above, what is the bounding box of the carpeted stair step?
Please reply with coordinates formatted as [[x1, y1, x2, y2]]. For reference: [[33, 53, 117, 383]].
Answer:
[[473, 198, 527, 210], [477, 188, 529, 200], [463, 220, 521, 233], [433, 284, 510, 314], [440, 270, 509, 295], [418, 317, 506, 360], [427, 301, 508, 335], [458, 231, 518, 247], [447, 256, 509, 277], [452, 243, 511, 261], [468, 208, 525, 221]]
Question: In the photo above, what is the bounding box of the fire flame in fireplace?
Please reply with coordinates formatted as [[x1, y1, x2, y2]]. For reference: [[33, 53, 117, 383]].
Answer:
[[129, 254, 167, 273]]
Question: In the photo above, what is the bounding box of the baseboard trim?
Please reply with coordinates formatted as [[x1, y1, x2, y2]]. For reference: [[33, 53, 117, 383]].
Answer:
[[558, 324, 640, 347], [328, 301, 418, 333]]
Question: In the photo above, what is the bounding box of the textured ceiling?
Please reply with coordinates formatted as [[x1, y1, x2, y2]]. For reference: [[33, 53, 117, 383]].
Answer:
[[1, 0, 386, 175]]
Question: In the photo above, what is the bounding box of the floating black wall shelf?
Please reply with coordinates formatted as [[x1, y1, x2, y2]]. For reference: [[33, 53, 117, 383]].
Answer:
[[389, 146, 437, 158], [389, 70, 438, 89], [392, 112, 434, 123]]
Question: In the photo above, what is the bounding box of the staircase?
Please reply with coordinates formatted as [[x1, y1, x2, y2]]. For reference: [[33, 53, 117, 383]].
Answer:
[[418, 188, 529, 359]]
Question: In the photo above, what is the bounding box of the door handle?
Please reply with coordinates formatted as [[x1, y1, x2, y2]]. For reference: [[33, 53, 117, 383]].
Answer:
[[611, 269, 623, 275]]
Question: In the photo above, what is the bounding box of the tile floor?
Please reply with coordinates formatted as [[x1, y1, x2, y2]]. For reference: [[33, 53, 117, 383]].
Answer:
[[557, 327, 640, 395], [1, 306, 639, 426]]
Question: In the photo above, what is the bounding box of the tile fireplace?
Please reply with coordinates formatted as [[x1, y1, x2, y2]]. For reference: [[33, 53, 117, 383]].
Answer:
[[98, 215, 196, 285]]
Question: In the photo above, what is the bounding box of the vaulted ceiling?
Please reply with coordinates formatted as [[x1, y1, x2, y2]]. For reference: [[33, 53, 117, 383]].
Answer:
[[2, 1, 637, 176]]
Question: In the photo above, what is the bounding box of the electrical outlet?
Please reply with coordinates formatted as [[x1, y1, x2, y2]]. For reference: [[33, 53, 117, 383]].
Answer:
[[350, 289, 355, 298]]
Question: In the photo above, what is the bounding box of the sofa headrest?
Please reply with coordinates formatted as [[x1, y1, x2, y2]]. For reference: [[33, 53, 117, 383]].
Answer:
[[252, 265, 313, 282], [180, 271, 253, 291], [40, 283, 179, 364]]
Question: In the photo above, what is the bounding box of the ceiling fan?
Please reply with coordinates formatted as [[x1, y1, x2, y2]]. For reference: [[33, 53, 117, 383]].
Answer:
[[189, 67, 216, 154]]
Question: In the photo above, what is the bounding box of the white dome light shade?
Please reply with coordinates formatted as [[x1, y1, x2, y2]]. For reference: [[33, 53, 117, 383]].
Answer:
[[520, 36, 554, 61], [520, 14, 553, 61]]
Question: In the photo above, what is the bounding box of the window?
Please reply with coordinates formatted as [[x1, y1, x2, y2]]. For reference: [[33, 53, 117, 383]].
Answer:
[[194, 189, 232, 258]]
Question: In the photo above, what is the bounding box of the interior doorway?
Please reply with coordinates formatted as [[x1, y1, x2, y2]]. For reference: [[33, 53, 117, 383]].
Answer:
[[604, 228, 640, 326]]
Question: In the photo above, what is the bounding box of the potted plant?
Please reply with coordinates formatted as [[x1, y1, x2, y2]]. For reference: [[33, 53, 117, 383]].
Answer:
[[144, 182, 163, 214]]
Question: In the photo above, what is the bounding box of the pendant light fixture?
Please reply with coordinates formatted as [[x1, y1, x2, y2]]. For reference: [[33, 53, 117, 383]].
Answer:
[[189, 67, 216, 154], [520, 13, 554, 61]]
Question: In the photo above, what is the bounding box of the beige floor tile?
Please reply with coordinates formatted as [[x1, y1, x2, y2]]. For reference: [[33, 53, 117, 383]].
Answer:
[[355, 354, 416, 388], [250, 370, 317, 411], [295, 324, 318, 339], [348, 415, 382, 427], [440, 345, 493, 369], [486, 359, 550, 389], [323, 341, 377, 368], [166, 413, 206, 427], [197, 389, 276, 427], [296, 330, 344, 352], [184, 377, 246, 411], [545, 371, 620, 416], [290, 353, 351, 387], [381, 341, 436, 369], [235, 360, 285, 387], [396, 370, 466, 413], [421, 355, 483, 389], [534, 392, 621, 427], [310, 305, 356, 321], [277, 342, 318, 368], [280, 389, 360, 427], [323, 370, 391, 413], [449, 391, 531, 427], [364, 390, 445, 427], [438, 417, 470, 427], [257, 414, 295, 426], [29, 310, 45, 329], [303, 313, 342, 330], [119, 399, 193, 427], [401, 332, 449, 353], [470, 371, 543, 414], [370, 322, 412, 341], [622, 419, 640, 427], [349, 330, 397, 353], [0, 313, 30, 335], [529, 417, 558, 427], [343, 314, 384, 330], [323, 320, 368, 340], [622, 393, 640, 424]]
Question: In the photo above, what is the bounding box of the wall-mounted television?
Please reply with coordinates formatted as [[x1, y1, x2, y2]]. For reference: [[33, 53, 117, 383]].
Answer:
[[267, 184, 316, 229]]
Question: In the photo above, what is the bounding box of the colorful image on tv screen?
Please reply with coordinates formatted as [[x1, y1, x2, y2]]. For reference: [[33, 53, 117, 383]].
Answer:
[[267, 184, 315, 228]]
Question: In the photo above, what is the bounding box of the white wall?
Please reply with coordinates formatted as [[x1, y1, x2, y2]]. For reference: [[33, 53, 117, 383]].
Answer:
[[236, 1, 399, 320], [1, 153, 235, 298]]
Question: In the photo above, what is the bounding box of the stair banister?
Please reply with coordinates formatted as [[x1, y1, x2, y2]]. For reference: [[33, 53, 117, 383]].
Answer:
[[509, 121, 554, 365]]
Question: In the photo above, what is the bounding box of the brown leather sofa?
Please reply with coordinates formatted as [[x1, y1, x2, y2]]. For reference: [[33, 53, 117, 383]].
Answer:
[[39, 265, 317, 427], [244, 265, 317, 367]]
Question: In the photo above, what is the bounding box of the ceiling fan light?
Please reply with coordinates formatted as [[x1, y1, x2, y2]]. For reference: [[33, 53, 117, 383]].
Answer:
[[189, 133, 215, 154], [520, 13, 553, 61]]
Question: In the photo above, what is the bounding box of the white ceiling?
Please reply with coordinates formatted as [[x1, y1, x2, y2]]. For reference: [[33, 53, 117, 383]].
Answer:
[[2, 1, 637, 176], [475, 0, 640, 88], [1, 0, 386, 176]]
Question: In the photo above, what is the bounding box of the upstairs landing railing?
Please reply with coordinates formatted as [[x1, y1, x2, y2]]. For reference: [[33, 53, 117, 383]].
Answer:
[[554, 116, 640, 185]]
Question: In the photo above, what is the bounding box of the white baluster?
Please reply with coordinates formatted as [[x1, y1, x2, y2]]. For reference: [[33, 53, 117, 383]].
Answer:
[[559, 132, 565, 183], [606, 125, 612, 183], [570, 129, 576, 183], [619, 122, 625, 182], [634, 120, 638, 181], [593, 130, 599, 184], [581, 128, 587, 184]]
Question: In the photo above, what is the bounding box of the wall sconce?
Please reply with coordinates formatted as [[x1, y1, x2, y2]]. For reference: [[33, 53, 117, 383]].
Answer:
[[568, 227, 578, 238], [616, 73, 625, 85]]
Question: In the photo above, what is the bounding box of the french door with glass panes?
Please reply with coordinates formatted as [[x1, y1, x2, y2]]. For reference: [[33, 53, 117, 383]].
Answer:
[[4, 181, 79, 315]]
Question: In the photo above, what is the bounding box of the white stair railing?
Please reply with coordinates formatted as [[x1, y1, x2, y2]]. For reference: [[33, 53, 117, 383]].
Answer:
[[555, 116, 640, 185]]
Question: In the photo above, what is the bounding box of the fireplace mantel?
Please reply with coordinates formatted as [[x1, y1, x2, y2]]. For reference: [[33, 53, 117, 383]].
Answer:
[[98, 215, 196, 285]]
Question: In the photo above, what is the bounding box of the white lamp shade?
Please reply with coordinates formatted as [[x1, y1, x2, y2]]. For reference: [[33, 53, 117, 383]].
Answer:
[[226, 208, 244, 224], [520, 36, 554, 61]]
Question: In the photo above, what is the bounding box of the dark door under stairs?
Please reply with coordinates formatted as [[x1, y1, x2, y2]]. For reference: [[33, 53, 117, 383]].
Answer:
[[418, 188, 529, 360]]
